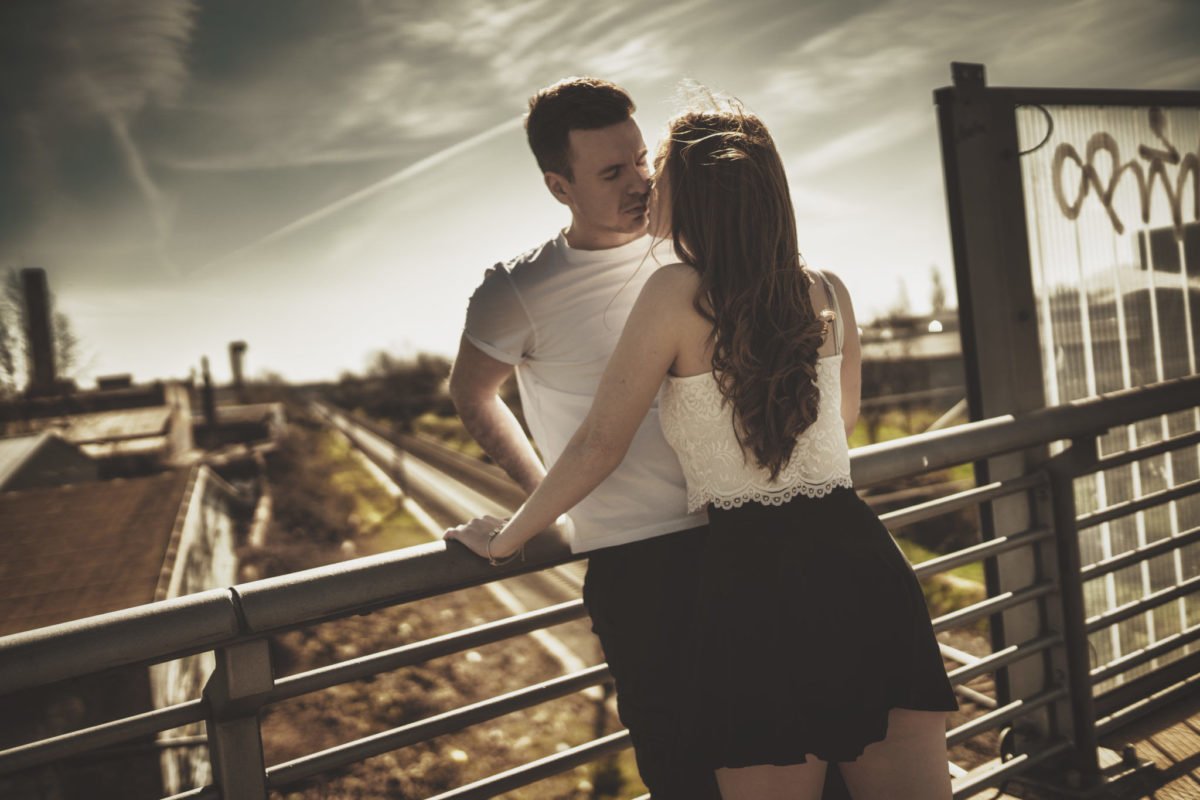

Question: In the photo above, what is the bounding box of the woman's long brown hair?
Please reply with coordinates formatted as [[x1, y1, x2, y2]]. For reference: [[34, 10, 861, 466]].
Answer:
[[657, 106, 832, 480]]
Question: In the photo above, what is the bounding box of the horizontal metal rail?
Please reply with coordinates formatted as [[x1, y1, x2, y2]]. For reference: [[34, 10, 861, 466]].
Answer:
[[424, 730, 631, 800], [1095, 670, 1200, 736], [946, 634, 1062, 687], [879, 472, 1045, 531], [1080, 525, 1200, 582], [950, 740, 1073, 799], [0, 373, 1196, 798], [1074, 477, 1200, 531], [0, 699, 205, 775], [1090, 624, 1200, 684], [1095, 648, 1200, 723], [162, 786, 219, 800], [267, 664, 612, 788], [1084, 575, 1200, 634], [932, 581, 1058, 633], [1091, 427, 1200, 473], [912, 526, 1053, 581], [945, 687, 1069, 748], [0, 588, 238, 692], [850, 375, 1200, 487], [3, 374, 1196, 698], [266, 600, 587, 705]]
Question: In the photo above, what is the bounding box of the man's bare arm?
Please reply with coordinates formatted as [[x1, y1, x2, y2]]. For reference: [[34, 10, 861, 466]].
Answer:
[[449, 335, 546, 495]]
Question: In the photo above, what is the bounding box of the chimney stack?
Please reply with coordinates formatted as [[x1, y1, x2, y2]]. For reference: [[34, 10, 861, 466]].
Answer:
[[201, 356, 216, 427], [21, 268, 56, 396], [229, 341, 247, 403]]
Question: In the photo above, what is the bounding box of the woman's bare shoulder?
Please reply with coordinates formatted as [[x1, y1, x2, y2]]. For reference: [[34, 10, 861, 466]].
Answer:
[[639, 262, 701, 307]]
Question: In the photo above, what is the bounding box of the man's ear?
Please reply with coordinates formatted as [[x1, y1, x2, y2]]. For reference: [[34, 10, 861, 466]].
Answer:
[[543, 172, 572, 206]]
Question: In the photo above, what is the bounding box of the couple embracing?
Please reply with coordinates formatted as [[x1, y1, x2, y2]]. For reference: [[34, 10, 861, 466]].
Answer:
[[444, 77, 958, 800]]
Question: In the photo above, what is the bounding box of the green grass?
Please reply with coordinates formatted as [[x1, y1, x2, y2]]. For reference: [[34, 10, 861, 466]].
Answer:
[[317, 428, 435, 552], [896, 536, 984, 584]]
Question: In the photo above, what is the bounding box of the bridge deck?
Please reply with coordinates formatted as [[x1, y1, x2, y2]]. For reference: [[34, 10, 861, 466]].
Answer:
[[958, 689, 1200, 800]]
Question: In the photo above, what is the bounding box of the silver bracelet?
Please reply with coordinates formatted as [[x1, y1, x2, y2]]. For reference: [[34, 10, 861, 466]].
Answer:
[[487, 521, 523, 566]]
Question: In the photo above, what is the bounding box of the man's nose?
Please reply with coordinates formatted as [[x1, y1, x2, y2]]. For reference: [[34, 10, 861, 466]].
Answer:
[[630, 166, 652, 195]]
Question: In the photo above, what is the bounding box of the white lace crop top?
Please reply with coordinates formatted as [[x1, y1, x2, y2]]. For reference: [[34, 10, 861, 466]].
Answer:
[[659, 270, 854, 512]]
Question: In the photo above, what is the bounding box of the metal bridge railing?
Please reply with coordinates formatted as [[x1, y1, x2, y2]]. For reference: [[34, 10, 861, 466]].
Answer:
[[1, 374, 1198, 799]]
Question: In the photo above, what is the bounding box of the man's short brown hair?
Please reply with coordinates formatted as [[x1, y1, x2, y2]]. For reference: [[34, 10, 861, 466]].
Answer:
[[525, 77, 635, 180]]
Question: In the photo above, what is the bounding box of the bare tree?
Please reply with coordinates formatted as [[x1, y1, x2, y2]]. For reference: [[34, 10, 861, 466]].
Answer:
[[0, 267, 83, 393], [930, 265, 947, 317]]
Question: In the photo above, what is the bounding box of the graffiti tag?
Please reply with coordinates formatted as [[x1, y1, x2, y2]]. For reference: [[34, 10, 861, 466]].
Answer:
[[1052, 107, 1198, 241]]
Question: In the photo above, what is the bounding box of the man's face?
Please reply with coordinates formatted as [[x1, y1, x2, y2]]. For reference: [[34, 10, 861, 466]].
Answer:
[[547, 118, 651, 249]]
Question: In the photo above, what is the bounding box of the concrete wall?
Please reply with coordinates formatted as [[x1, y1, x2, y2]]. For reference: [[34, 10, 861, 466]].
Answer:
[[149, 466, 241, 796]]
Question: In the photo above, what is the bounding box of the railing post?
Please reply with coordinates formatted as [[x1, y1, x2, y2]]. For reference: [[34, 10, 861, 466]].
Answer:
[[1044, 436, 1101, 786], [203, 639, 273, 799]]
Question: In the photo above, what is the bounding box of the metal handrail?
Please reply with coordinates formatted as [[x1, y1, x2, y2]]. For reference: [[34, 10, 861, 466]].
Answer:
[[3, 374, 1196, 697], [1, 373, 1198, 798]]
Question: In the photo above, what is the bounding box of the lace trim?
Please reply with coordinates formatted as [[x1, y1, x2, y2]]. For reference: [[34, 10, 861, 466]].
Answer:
[[689, 476, 854, 513], [660, 358, 853, 516]]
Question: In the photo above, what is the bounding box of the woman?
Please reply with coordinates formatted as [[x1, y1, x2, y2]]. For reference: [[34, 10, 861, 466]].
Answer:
[[445, 103, 958, 799]]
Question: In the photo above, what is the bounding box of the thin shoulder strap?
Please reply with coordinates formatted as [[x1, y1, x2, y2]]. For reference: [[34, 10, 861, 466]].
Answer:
[[812, 268, 843, 355]]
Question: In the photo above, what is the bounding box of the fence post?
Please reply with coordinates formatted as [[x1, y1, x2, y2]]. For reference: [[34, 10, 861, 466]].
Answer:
[[204, 639, 273, 799], [1045, 436, 1101, 786]]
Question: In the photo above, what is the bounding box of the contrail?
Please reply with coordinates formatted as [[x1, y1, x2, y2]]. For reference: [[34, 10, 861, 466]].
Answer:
[[77, 67, 179, 275], [188, 114, 525, 279], [106, 111, 177, 275]]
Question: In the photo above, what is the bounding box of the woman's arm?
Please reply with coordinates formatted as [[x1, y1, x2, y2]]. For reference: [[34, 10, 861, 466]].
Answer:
[[445, 265, 694, 559], [824, 270, 862, 439]]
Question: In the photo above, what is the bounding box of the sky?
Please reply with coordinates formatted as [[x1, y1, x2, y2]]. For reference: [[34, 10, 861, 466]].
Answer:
[[1, 0, 1198, 386]]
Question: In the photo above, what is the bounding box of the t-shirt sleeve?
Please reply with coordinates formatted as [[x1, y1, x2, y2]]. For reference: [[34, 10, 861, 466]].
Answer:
[[463, 265, 534, 365]]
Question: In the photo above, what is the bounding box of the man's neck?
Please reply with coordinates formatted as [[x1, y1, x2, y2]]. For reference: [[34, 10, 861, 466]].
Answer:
[[562, 224, 645, 251]]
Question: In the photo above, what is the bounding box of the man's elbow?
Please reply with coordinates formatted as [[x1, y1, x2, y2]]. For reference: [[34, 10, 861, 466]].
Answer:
[[448, 368, 483, 414]]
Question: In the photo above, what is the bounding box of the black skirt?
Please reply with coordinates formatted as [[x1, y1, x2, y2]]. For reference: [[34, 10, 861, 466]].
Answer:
[[685, 487, 959, 769]]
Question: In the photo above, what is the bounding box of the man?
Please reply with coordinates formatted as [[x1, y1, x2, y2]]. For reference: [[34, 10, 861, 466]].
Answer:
[[449, 76, 716, 798]]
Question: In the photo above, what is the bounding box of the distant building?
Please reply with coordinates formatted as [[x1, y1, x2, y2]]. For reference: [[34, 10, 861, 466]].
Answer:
[[860, 310, 965, 410], [0, 432, 98, 492], [0, 381, 193, 475], [0, 465, 245, 799]]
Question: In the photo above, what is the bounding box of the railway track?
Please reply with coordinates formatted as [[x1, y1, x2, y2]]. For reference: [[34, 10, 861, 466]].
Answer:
[[311, 402, 597, 674]]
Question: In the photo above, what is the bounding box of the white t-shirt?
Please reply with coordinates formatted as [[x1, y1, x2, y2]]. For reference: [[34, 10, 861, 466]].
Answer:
[[464, 231, 708, 553]]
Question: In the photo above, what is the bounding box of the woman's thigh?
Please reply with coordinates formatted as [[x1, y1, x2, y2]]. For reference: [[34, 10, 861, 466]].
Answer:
[[838, 709, 951, 800], [715, 759, 829, 800]]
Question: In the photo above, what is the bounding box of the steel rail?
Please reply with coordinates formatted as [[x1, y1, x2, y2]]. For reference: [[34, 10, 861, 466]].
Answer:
[[1091, 428, 1200, 473], [932, 581, 1058, 633], [912, 526, 1053, 581], [878, 472, 1046, 531], [1074, 478, 1200, 531], [423, 729, 632, 800], [946, 634, 1062, 686], [265, 600, 587, 705], [267, 664, 612, 788], [1079, 526, 1200, 582], [0, 699, 206, 775], [850, 375, 1200, 487], [1095, 671, 1200, 736], [950, 740, 1073, 799], [4, 375, 1195, 696], [1090, 624, 1200, 685], [945, 687, 1069, 747], [1084, 575, 1200, 634]]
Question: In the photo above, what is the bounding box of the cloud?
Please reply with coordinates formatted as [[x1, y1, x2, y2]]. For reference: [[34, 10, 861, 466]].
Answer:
[[186, 114, 526, 278], [787, 109, 931, 178], [0, 0, 195, 265]]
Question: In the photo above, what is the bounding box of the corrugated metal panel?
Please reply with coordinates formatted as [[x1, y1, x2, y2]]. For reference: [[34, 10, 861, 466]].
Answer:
[[1016, 103, 1200, 688]]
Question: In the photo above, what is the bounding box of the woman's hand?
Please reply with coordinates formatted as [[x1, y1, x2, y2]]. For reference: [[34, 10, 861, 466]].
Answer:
[[443, 515, 508, 560]]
